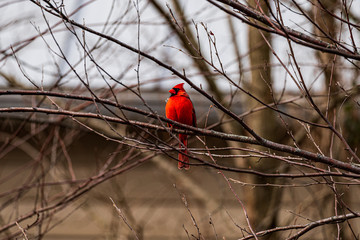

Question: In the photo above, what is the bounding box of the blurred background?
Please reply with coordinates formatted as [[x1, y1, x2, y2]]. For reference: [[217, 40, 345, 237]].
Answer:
[[0, 0, 360, 239]]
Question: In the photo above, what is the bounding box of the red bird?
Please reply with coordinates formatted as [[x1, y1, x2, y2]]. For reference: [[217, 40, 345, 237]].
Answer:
[[165, 83, 196, 170]]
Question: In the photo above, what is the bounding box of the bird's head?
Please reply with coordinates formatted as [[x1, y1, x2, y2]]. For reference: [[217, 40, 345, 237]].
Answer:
[[169, 83, 186, 97]]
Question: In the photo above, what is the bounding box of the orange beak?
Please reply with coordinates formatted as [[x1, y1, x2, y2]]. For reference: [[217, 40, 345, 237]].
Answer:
[[169, 88, 176, 95]]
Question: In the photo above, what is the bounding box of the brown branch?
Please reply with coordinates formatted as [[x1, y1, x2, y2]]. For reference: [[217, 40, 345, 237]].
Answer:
[[286, 212, 360, 240], [1, 105, 360, 175], [238, 212, 360, 240], [0, 152, 154, 236], [208, 0, 360, 60], [22, 0, 360, 174]]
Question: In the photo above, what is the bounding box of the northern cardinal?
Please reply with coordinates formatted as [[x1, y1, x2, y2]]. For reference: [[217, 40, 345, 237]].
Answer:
[[165, 83, 196, 170]]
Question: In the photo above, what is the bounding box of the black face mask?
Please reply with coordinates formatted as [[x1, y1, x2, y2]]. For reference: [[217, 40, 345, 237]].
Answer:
[[170, 88, 180, 97]]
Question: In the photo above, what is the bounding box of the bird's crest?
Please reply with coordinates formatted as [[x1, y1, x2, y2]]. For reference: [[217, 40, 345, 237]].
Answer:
[[172, 83, 185, 90]]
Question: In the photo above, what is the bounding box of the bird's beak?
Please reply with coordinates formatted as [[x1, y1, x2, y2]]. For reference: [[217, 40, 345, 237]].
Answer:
[[169, 88, 176, 95]]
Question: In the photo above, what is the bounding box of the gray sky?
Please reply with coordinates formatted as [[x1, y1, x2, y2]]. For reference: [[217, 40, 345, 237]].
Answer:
[[0, 0, 359, 92]]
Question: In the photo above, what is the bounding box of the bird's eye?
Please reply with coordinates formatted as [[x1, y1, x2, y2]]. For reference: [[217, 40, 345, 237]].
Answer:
[[173, 88, 180, 93]]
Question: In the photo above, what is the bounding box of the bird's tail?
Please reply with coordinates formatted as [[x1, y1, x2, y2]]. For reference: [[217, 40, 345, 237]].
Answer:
[[178, 134, 190, 170]]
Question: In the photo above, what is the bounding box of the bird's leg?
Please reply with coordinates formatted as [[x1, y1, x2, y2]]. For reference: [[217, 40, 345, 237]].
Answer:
[[167, 124, 174, 137]]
